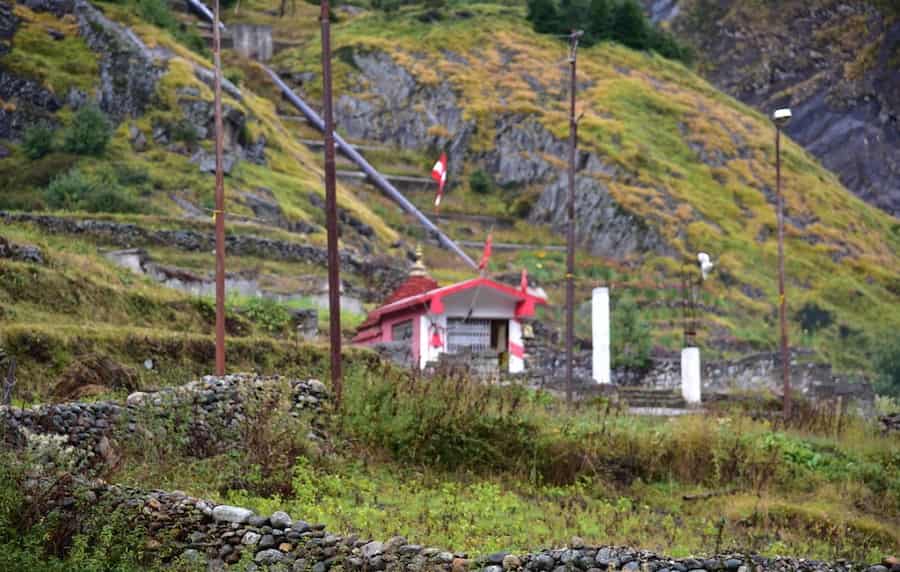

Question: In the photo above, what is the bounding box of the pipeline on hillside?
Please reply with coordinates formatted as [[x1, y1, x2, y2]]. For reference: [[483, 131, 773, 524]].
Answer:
[[182, 0, 477, 269], [263, 66, 477, 269], [184, 0, 226, 31]]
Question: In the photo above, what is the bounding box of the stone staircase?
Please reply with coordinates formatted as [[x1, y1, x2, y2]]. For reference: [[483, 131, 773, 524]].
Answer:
[[617, 387, 687, 409]]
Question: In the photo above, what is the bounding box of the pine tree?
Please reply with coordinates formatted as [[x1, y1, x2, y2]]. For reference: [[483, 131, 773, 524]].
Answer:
[[587, 0, 611, 43], [611, 0, 648, 49], [558, 0, 589, 34], [526, 0, 562, 34]]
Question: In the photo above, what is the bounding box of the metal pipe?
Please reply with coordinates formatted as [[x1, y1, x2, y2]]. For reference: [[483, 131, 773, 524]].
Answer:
[[184, 0, 474, 270], [212, 0, 226, 376], [320, 0, 343, 407], [185, 0, 227, 31], [776, 125, 791, 420], [262, 66, 478, 270]]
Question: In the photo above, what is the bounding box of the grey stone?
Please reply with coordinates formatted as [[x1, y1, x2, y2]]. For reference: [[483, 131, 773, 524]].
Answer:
[[242, 531, 261, 545], [270, 510, 293, 529], [623, 563, 640, 572], [259, 534, 276, 549], [485, 566, 503, 572], [488, 552, 510, 565], [212, 505, 254, 524], [255, 549, 286, 565]]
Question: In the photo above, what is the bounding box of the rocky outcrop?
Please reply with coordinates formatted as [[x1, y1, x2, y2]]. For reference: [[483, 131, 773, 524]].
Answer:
[[656, 0, 900, 216], [329, 50, 665, 259], [72, 0, 163, 120], [335, 50, 473, 169], [0, 235, 44, 264]]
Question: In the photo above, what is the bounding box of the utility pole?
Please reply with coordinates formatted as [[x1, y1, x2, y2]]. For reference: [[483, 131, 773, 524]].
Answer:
[[773, 108, 792, 420], [565, 30, 583, 406], [320, 0, 343, 408], [212, 0, 226, 376]]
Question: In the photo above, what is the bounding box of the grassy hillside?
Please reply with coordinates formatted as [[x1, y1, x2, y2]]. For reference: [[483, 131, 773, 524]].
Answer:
[[2, 0, 899, 383], [266, 2, 900, 370]]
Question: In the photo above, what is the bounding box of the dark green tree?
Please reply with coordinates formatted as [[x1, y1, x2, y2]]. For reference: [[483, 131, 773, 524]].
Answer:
[[558, 0, 590, 34], [587, 0, 611, 43], [526, 0, 562, 35], [612, 0, 648, 49]]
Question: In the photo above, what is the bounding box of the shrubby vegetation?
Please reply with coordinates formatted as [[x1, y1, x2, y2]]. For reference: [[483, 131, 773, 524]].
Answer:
[[875, 336, 900, 397], [525, 0, 693, 62], [23, 124, 55, 160], [63, 106, 112, 157], [44, 168, 144, 214]]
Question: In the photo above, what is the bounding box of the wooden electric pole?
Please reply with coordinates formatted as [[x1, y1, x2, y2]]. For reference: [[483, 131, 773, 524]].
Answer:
[[212, 0, 226, 376], [565, 30, 583, 406], [320, 0, 343, 407]]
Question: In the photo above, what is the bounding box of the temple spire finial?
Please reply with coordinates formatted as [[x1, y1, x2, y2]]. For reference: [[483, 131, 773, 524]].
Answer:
[[410, 244, 428, 277]]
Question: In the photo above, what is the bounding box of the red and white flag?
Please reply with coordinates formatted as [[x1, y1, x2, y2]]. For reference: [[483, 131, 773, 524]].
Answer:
[[431, 152, 447, 207], [478, 232, 493, 271]]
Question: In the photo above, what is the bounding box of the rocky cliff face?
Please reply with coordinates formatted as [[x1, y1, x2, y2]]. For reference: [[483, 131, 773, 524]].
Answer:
[[649, 0, 900, 216], [330, 49, 666, 259]]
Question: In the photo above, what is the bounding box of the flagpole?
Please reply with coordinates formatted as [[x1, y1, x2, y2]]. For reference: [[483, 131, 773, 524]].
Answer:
[[565, 30, 582, 406]]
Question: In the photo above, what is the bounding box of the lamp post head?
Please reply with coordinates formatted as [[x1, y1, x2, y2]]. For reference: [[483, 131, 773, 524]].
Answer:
[[773, 108, 792, 127]]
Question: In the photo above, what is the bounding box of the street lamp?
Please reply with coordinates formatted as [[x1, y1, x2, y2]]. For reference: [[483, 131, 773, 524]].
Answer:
[[773, 107, 792, 420]]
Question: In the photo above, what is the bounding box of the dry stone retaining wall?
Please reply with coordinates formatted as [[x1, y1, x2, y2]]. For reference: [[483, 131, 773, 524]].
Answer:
[[4, 374, 896, 571], [1, 374, 328, 467], [28, 478, 898, 572]]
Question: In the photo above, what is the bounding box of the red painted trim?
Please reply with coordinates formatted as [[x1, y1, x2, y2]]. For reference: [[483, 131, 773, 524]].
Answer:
[[366, 278, 546, 324], [430, 295, 444, 314], [509, 342, 525, 358]]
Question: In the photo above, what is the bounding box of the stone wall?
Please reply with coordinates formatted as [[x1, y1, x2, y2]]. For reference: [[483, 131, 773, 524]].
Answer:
[[27, 476, 896, 572], [5, 374, 894, 571], [0, 374, 328, 467], [525, 337, 875, 410]]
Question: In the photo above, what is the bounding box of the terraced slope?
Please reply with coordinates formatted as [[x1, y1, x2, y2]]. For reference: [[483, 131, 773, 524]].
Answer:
[[265, 4, 900, 369], [2, 0, 899, 381]]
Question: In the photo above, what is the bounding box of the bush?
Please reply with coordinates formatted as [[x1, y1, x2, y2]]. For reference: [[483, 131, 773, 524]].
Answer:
[[875, 337, 900, 397], [137, 0, 178, 31], [611, 294, 651, 371], [22, 124, 54, 160], [469, 169, 493, 195], [63, 106, 111, 156], [44, 169, 94, 210], [44, 169, 142, 213], [241, 297, 291, 334]]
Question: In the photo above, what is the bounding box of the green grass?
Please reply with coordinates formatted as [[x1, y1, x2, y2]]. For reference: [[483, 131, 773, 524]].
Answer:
[[111, 368, 900, 560]]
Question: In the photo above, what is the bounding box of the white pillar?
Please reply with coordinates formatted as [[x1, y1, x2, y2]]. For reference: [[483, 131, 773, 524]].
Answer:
[[592, 287, 611, 384], [681, 347, 701, 404], [508, 319, 524, 374]]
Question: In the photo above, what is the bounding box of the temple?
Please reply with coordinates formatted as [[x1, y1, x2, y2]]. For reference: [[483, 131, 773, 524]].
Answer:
[[352, 249, 547, 372]]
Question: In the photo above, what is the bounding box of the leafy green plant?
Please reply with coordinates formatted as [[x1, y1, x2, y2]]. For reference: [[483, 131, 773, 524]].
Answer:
[[468, 169, 493, 195], [63, 106, 111, 156], [23, 124, 55, 160], [241, 297, 291, 334], [44, 169, 95, 210], [44, 169, 142, 213]]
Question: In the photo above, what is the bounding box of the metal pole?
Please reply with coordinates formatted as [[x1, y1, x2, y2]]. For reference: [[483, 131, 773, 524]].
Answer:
[[565, 31, 581, 406], [212, 0, 226, 376], [776, 125, 791, 420], [320, 0, 343, 407]]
